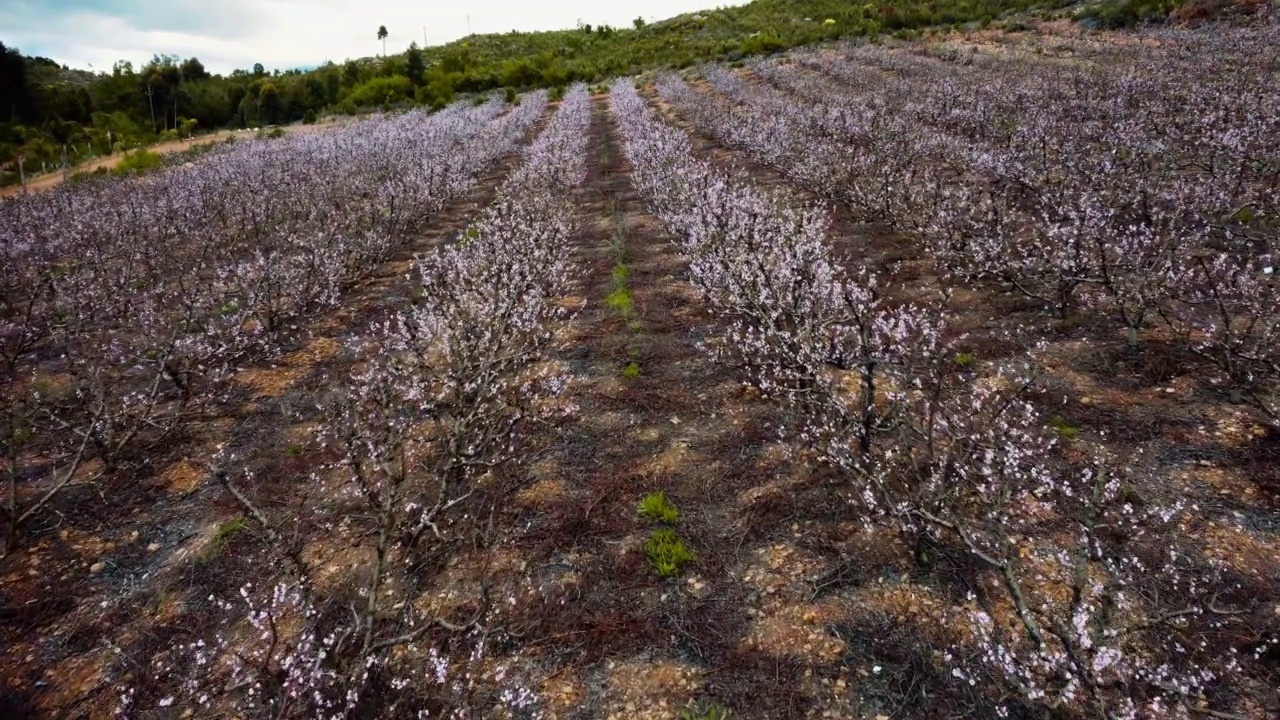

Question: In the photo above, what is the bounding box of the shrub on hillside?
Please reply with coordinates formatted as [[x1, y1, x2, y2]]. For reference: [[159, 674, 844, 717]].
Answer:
[[347, 75, 414, 107], [113, 149, 164, 175], [415, 72, 457, 111], [1078, 0, 1185, 27]]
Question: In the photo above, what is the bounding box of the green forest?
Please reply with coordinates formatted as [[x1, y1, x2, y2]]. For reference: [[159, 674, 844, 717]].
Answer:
[[1, 0, 1161, 185]]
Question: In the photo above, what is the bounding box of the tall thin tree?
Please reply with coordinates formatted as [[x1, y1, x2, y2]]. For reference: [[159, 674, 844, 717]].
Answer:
[[377, 26, 388, 57], [144, 82, 156, 133]]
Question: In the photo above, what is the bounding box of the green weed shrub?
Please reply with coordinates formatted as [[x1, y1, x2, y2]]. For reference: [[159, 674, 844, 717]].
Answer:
[[1049, 415, 1081, 439], [646, 528, 696, 577], [680, 704, 732, 720], [605, 287, 635, 318], [113, 149, 164, 175], [638, 491, 679, 522]]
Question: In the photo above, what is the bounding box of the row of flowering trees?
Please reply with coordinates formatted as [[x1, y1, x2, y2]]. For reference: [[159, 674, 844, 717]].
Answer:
[[121, 84, 594, 718], [660, 25, 1280, 420], [0, 95, 547, 555], [612, 76, 1275, 718]]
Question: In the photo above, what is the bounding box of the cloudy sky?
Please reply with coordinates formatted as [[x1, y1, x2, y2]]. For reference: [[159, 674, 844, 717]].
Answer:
[[1, 0, 746, 74]]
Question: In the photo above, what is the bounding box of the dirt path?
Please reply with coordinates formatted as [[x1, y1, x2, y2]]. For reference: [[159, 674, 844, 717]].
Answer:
[[1, 134, 239, 199], [0, 121, 345, 199]]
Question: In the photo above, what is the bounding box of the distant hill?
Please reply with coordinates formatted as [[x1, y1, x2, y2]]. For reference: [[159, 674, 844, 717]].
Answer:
[[398, 0, 1076, 86], [5, 0, 1259, 186]]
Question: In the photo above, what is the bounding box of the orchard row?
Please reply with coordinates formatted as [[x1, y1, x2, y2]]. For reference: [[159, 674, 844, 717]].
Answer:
[[125, 84, 595, 716]]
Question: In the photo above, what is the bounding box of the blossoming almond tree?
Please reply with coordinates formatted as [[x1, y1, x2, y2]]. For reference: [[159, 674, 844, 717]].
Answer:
[[127, 85, 592, 719]]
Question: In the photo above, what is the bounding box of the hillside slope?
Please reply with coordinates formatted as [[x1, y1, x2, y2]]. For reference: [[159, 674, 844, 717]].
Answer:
[[2, 0, 1268, 187]]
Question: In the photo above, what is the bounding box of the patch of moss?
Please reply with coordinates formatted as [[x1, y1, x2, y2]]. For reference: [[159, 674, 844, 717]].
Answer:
[[1049, 415, 1081, 439]]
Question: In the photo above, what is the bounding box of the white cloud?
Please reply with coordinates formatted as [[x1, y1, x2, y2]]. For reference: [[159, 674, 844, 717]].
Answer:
[[7, 11, 255, 72], [1, 0, 748, 74]]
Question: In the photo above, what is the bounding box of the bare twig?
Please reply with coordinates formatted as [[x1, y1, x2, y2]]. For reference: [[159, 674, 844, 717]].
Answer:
[[212, 465, 279, 542]]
